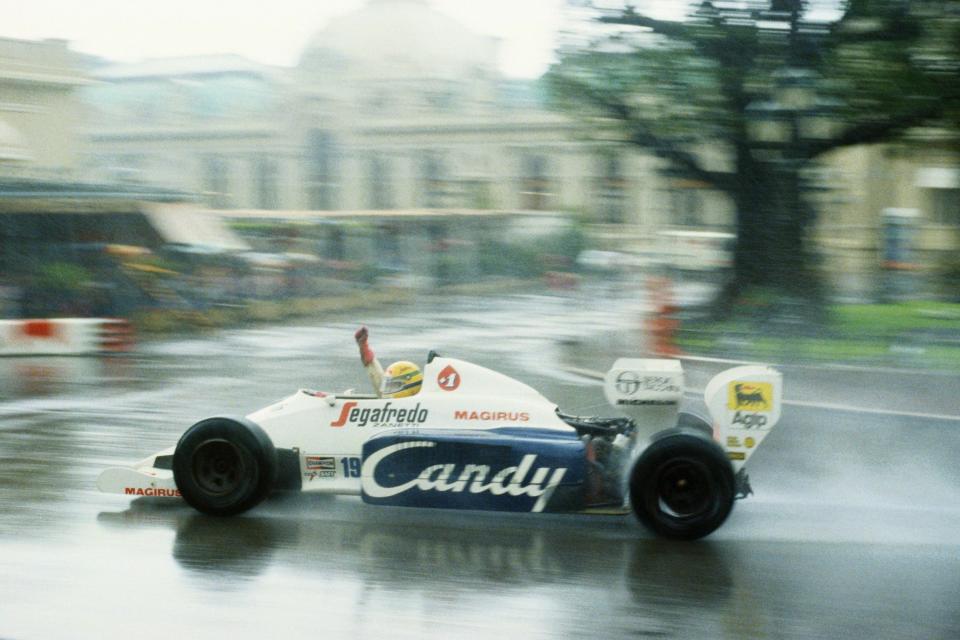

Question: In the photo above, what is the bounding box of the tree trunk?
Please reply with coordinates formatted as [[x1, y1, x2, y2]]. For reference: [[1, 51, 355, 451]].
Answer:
[[714, 151, 824, 320]]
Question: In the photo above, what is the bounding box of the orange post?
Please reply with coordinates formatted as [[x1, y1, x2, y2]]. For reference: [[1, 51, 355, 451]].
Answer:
[[646, 277, 681, 357]]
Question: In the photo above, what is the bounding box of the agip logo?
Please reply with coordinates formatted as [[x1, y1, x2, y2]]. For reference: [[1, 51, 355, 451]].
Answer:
[[727, 382, 772, 411]]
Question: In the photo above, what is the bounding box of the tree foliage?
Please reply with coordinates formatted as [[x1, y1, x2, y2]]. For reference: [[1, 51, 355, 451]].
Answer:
[[547, 0, 960, 316]]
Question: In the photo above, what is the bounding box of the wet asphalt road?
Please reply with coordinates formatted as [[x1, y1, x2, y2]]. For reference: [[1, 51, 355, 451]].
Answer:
[[1, 290, 959, 640]]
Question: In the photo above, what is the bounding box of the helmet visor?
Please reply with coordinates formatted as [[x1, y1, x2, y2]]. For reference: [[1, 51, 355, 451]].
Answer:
[[381, 370, 421, 396]]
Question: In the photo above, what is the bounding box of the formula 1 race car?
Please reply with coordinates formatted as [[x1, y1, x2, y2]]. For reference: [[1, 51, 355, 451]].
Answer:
[[98, 354, 782, 540]]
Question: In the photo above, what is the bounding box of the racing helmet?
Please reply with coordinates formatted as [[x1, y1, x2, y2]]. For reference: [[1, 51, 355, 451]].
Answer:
[[381, 361, 423, 398]]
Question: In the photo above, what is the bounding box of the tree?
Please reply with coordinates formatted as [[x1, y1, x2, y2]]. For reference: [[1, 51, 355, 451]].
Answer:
[[548, 0, 960, 318]]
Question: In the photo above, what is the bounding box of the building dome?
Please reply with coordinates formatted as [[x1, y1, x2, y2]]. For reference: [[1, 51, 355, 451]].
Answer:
[[0, 118, 31, 163], [299, 0, 497, 79]]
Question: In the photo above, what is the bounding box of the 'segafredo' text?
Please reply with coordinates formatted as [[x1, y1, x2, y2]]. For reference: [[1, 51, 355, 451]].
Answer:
[[331, 401, 429, 427]]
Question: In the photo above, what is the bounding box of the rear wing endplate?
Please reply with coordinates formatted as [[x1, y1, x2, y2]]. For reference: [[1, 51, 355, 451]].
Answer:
[[704, 365, 783, 471]]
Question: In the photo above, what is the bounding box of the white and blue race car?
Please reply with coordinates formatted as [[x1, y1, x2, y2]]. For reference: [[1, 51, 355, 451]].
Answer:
[[98, 353, 782, 540]]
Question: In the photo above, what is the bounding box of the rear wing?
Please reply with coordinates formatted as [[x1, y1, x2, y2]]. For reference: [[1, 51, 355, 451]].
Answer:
[[602, 358, 782, 471], [704, 365, 783, 471], [603, 358, 685, 435]]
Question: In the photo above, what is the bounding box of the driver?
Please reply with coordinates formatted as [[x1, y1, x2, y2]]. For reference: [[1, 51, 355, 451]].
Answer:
[[354, 326, 422, 398]]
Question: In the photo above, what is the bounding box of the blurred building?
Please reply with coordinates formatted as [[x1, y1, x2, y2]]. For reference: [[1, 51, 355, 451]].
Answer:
[[77, 0, 958, 298], [813, 137, 960, 298], [0, 37, 255, 318], [80, 54, 290, 206], [80, 0, 691, 229], [0, 37, 87, 175]]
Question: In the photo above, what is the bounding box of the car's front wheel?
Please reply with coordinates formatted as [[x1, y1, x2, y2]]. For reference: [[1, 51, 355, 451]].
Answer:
[[173, 417, 277, 516], [629, 430, 734, 540]]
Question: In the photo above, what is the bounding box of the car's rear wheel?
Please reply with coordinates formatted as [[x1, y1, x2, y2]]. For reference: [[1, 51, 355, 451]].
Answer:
[[677, 411, 713, 438], [173, 417, 277, 516], [629, 431, 734, 540]]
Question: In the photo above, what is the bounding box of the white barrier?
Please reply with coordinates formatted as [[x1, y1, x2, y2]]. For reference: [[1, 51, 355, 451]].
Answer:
[[0, 319, 133, 356]]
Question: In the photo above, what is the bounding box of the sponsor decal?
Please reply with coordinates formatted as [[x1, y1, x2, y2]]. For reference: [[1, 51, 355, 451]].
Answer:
[[124, 487, 181, 497], [616, 372, 681, 396], [454, 409, 530, 422], [304, 456, 336, 479], [744, 436, 756, 449], [361, 441, 567, 513], [329, 402, 356, 427], [728, 382, 772, 411], [305, 456, 335, 470], [726, 436, 741, 448], [616, 399, 677, 406], [728, 451, 746, 461], [616, 371, 641, 395], [438, 365, 461, 391], [732, 411, 768, 429], [330, 401, 429, 428]]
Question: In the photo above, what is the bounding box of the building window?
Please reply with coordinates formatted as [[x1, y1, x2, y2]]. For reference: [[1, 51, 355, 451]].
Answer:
[[669, 179, 707, 227], [597, 153, 627, 223], [254, 156, 278, 210], [466, 179, 493, 209], [203, 155, 229, 208], [420, 152, 447, 208], [377, 223, 402, 269], [368, 155, 393, 209], [671, 188, 702, 227], [930, 188, 960, 225], [520, 155, 550, 211], [308, 130, 338, 210], [326, 226, 345, 261]]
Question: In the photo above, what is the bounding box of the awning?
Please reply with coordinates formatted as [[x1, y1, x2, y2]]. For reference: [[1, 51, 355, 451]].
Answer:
[[916, 167, 960, 189], [140, 202, 250, 251], [0, 117, 31, 163]]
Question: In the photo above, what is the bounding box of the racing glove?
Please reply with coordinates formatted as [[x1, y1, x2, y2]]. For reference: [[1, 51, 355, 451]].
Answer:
[[355, 326, 384, 395], [355, 326, 375, 366]]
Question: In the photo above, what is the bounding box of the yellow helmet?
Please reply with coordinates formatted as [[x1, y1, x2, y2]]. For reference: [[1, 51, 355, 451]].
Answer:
[[381, 361, 422, 398]]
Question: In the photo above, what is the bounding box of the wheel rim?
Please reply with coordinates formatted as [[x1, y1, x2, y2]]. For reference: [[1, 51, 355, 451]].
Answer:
[[192, 439, 245, 496], [655, 458, 714, 518]]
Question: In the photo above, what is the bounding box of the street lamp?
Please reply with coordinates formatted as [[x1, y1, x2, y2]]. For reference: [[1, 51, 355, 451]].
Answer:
[[747, 68, 840, 153], [746, 99, 792, 147]]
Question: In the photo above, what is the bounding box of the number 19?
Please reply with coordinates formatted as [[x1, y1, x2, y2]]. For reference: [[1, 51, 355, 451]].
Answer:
[[340, 457, 361, 478]]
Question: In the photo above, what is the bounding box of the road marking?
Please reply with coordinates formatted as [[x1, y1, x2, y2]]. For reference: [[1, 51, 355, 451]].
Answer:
[[561, 366, 605, 381], [676, 353, 960, 377], [780, 398, 960, 422], [681, 391, 960, 423]]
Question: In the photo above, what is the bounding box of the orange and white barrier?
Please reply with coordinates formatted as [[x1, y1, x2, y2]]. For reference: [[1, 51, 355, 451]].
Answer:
[[0, 319, 134, 356]]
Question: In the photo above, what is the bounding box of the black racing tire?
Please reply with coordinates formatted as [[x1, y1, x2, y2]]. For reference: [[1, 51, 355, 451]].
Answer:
[[629, 430, 734, 540], [677, 411, 714, 438], [173, 417, 278, 516]]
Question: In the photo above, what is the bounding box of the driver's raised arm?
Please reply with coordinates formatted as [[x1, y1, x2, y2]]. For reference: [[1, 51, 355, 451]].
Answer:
[[355, 326, 384, 396]]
